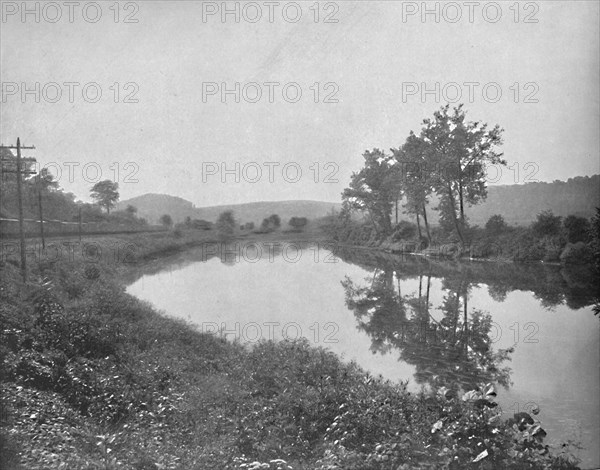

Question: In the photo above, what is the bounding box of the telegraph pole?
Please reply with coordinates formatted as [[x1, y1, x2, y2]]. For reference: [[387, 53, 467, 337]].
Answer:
[[0, 139, 36, 282], [37, 173, 45, 250], [78, 205, 82, 243]]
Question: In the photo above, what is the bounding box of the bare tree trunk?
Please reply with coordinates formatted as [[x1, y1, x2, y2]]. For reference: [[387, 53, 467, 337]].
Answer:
[[458, 163, 465, 225], [416, 212, 422, 240], [462, 286, 468, 354], [447, 185, 464, 246], [422, 204, 431, 243], [395, 199, 398, 225], [426, 275, 431, 305]]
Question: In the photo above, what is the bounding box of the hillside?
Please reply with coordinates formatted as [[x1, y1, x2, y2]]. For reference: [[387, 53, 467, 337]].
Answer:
[[116, 195, 342, 225], [466, 175, 599, 225], [115, 194, 196, 224], [118, 175, 599, 227]]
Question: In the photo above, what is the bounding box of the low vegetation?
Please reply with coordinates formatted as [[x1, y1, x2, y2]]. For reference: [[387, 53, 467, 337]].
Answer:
[[324, 209, 599, 265], [1, 230, 583, 469]]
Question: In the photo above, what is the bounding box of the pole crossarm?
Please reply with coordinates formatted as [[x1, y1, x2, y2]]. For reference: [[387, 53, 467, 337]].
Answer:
[[1, 138, 36, 283]]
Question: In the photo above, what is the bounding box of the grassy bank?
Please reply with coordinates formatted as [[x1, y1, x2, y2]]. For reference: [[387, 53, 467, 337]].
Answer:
[[1, 230, 582, 469], [323, 214, 598, 266]]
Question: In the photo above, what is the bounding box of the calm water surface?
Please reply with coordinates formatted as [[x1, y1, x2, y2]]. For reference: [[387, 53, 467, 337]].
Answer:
[[127, 241, 600, 467]]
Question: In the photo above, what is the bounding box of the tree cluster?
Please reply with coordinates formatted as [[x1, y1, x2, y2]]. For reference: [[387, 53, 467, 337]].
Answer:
[[216, 210, 236, 239], [288, 217, 308, 231], [260, 214, 281, 232], [342, 105, 505, 246]]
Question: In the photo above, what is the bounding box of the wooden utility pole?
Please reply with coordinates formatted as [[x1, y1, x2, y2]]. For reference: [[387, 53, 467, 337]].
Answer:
[[0, 139, 36, 282], [78, 206, 82, 243], [37, 174, 45, 249]]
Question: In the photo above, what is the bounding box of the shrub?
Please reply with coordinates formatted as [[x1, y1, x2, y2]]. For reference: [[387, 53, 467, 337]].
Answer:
[[289, 217, 308, 231], [563, 215, 591, 243], [159, 214, 173, 228], [485, 214, 508, 233], [532, 210, 562, 237], [216, 211, 236, 240]]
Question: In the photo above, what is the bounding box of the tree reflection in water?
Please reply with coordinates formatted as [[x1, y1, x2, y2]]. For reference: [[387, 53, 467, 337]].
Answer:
[[338, 243, 599, 394], [342, 267, 514, 394]]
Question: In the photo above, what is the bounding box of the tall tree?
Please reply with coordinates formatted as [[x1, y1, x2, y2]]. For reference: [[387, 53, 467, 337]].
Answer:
[[342, 149, 396, 236], [90, 180, 119, 214], [393, 131, 433, 243], [420, 104, 505, 244]]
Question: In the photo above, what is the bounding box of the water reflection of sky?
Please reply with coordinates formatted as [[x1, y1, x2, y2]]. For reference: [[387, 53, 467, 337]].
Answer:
[[127, 245, 599, 467]]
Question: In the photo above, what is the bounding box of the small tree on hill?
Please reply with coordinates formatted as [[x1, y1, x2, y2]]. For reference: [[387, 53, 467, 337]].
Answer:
[[563, 215, 590, 243], [531, 210, 562, 237], [289, 217, 308, 231], [268, 214, 281, 228], [160, 214, 173, 228], [90, 180, 119, 214], [261, 214, 281, 232], [216, 211, 236, 239], [125, 205, 137, 217], [485, 215, 508, 233]]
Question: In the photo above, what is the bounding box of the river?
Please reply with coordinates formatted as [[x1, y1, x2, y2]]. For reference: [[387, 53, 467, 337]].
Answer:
[[126, 240, 600, 468]]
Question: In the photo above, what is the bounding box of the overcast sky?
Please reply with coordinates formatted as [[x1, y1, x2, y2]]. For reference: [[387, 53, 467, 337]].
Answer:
[[1, 1, 598, 206]]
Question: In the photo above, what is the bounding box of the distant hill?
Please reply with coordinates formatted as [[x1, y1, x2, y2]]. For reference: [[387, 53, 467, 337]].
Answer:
[[118, 175, 599, 227], [465, 175, 599, 226], [116, 194, 196, 224], [414, 175, 599, 226], [116, 195, 341, 225]]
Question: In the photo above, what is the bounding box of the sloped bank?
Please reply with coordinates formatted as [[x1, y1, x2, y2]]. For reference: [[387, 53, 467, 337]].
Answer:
[[0, 231, 583, 469]]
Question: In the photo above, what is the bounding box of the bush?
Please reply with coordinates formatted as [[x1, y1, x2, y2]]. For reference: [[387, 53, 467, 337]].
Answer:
[[532, 210, 562, 237], [485, 214, 508, 233], [159, 214, 173, 228], [261, 214, 282, 233], [216, 211, 236, 239], [289, 217, 308, 231], [560, 242, 594, 265], [563, 215, 591, 243]]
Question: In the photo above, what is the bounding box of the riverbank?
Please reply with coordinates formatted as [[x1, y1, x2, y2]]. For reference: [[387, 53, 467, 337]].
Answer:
[[331, 228, 596, 266], [0, 229, 582, 469]]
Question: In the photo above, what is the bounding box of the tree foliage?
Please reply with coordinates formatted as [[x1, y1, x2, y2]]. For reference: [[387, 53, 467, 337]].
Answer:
[[340, 105, 505, 245], [342, 149, 396, 236], [485, 215, 508, 233], [216, 210, 236, 239], [159, 214, 173, 228], [419, 104, 505, 243], [125, 205, 138, 217], [531, 210, 562, 237], [393, 132, 432, 240], [563, 215, 590, 243], [90, 180, 119, 214], [260, 214, 281, 232], [289, 217, 308, 230]]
